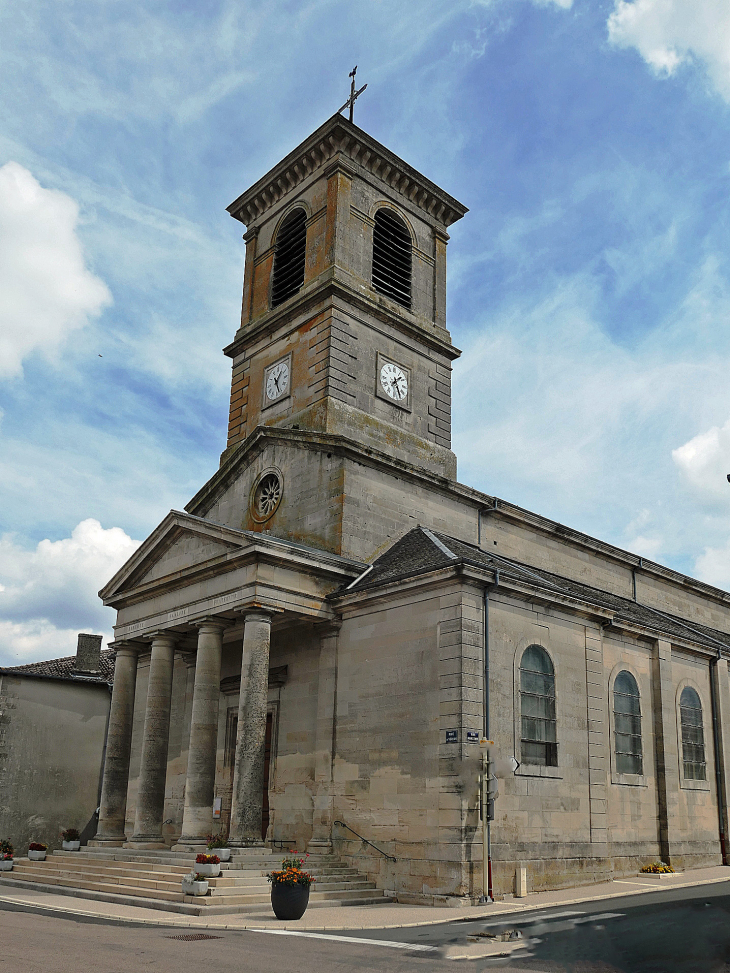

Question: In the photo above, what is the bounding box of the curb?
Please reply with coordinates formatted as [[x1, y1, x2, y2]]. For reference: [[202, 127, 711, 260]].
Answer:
[[1, 873, 729, 932]]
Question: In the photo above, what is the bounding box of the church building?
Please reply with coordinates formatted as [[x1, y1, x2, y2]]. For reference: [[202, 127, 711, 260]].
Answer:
[[92, 113, 730, 902]]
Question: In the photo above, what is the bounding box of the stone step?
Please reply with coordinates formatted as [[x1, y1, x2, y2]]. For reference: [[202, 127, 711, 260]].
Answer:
[[12, 861, 377, 897], [0, 874, 395, 916], [25, 857, 362, 886]]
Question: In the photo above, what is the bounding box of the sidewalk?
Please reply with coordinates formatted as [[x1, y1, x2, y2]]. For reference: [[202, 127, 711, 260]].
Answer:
[[1, 865, 728, 932]]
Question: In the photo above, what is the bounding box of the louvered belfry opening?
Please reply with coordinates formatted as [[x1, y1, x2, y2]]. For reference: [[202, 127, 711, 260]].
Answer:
[[271, 208, 307, 308], [372, 209, 412, 309]]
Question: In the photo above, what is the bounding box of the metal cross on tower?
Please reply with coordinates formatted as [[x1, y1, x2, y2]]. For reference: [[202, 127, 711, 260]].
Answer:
[[337, 65, 367, 123]]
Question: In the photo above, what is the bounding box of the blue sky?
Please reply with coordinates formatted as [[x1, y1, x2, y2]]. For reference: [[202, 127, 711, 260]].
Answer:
[[2, 0, 730, 665]]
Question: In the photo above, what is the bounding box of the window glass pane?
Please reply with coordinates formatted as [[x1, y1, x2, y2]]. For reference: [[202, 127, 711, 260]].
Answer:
[[680, 687, 706, 780], [613, 671, 642, 775], [520, 645, 557, 767]]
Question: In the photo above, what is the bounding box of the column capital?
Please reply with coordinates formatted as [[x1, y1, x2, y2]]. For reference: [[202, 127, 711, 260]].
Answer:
[[314, 617, 342, 637], [144, 631, 179, 646], [235, 607, 277, 624], [192, 616, 232, 633], [107, 641, 141, 656]]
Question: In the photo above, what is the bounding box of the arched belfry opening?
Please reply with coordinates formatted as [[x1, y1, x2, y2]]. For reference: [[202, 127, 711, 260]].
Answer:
[[271, 208, 307, 308], [372, 208, 412, 309]]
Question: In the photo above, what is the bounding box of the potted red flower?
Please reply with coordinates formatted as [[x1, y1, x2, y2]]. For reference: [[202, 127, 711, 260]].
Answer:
[[268, 852, 315, 920], [28, 842, 47, 861], [61, 828, 81, 852], [206, 831, 231, 862], [181, 870, 209, 896], [0, 841, 13, 872], [195, 853, 220, 878]]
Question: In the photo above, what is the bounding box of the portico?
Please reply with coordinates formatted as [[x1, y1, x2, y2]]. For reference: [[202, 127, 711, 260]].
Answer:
[[91, 512, 363, 850]]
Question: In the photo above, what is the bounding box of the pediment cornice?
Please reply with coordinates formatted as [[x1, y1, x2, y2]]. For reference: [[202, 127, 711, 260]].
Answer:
[[226, 114, 468, 230]]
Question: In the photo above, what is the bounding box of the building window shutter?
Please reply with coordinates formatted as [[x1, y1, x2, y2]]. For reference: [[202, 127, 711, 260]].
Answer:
[[613, 671, 643, 775], [680, 686, 706, 781], [372, 209, 412, 309], [520, 644, 557, 766], [271, 209, 307, 308]]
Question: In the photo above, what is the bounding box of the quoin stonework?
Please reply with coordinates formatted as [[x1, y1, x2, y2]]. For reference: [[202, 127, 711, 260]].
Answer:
[[90, 114, 730, 902]]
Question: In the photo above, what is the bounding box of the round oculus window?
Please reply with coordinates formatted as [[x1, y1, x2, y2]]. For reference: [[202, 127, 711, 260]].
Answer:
[[250, 469, 283, 523]]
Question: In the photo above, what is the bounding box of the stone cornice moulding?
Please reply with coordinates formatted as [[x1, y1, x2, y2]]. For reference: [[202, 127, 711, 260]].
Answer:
[[227, 115, 468, 231]]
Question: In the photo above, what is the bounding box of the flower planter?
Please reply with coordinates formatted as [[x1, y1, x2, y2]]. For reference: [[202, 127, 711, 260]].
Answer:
[[62, 840, 80, 852], [28, 850, 46, 861], [217, 848, 231, 862], [195, 862, 220, 878], [270, 883, 310, 920], [0, 861, 13, 872], [182, 878, 208, 896]]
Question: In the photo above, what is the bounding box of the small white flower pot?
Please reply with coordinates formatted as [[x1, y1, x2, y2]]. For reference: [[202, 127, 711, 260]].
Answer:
[[195, 862, 220, 877], [28, 850, 46, 861], [62, 841, 81, 851], [216, 848, 231, 862], [182, 878, 208, 896], [0, 861, 13, 871]]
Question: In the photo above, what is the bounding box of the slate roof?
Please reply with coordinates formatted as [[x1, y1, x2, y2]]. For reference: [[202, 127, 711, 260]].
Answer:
[[344, 527, 730, 652], [0, 648, 116, 686]]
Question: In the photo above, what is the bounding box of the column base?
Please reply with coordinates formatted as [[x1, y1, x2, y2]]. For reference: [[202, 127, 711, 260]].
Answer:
[[124, 838, 168, 850], [229, 839, 266, 848], [87, 836, 127, 848], [172, 839, 208, 852], [307, 839, 332, 853]]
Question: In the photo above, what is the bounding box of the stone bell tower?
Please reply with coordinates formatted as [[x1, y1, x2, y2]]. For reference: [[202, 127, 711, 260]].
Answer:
[[221, 113, 467, 480]]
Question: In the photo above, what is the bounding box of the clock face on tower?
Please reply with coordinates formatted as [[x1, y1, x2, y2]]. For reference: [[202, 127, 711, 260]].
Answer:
[[380, 361, 408, 401], [264, 356, 291, 406]]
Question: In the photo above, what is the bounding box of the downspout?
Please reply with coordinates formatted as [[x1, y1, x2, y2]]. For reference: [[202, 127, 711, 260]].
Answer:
[[483, 570, 499, 901], [632, 558, 643, 602], [709, 650, 728, 865]]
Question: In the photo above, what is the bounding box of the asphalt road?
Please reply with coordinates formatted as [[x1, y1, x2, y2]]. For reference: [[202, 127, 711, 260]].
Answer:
[[3, 882, 730, 972]]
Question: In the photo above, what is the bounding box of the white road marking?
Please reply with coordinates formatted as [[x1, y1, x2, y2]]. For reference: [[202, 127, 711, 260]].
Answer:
[[574, 912, 624, 923], [250, 928, 437, 951]]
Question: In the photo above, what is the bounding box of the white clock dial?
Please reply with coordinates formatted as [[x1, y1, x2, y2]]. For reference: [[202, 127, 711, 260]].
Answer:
[[380, 362, 408, 401], [266, 361, 290, 401]]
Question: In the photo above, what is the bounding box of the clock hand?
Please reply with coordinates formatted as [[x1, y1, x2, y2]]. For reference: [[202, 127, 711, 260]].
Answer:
[[273, 373, 280, 392]]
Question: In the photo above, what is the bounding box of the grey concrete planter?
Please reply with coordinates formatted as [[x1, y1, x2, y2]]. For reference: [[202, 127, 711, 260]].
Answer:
[[0, 861, 13, 871], [62, 840, 81, 851], [182, 877, 208, 896], [28, 850, 46, 861], [216, 848, 231, 862], [195, 862, 220, 877]]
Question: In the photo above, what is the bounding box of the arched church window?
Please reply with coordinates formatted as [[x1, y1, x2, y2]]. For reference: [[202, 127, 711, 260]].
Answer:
[[680, 686, 706, 781], [519, 644, 557, 766], [271, 208, 307, 308], [372, 209, 412, 309], [613, 671, 643, 775]]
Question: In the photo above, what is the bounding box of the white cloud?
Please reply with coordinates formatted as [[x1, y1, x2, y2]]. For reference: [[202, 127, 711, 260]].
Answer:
[[672, 417, 730, 502], [0, 162, 112, 379], [608, 0, 730, 101], [0, 519, 140, 667], [695, 538, 730, 589]]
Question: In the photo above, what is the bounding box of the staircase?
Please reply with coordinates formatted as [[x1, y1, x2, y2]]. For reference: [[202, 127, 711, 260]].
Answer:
[[0, 847, 394, 916]]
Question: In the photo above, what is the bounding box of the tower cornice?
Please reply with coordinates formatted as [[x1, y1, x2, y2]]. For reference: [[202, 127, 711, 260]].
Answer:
[[227, 114, 468, 230]]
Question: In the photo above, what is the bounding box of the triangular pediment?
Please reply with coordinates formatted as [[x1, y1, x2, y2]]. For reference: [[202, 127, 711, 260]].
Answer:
[[100, 512, 250, 602]]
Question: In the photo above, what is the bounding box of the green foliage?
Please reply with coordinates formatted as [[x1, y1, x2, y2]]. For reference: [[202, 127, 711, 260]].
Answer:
[[268, 851, 315, 887]]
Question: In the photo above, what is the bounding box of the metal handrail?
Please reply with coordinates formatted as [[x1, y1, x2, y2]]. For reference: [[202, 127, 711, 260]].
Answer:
[[334, 820, 396, 862]]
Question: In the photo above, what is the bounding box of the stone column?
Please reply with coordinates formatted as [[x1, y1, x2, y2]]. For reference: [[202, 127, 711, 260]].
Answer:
[[129, 633, 176, 848], [91, 643, 139, 846], [309, 620, 340, 852], [177, 620, 226, 847], [229, 611, 272, 846], [652, 638, 681, 865]]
